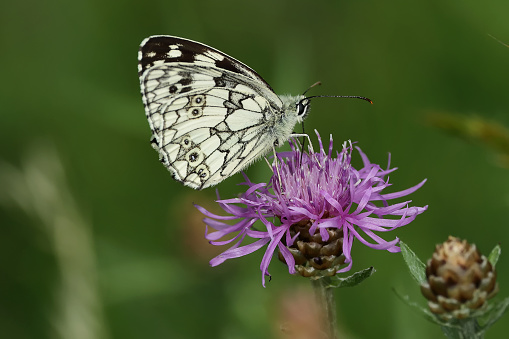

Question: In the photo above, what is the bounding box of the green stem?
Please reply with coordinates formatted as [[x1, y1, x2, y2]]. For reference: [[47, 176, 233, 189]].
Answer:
[[311, 278, 338, 339], [441, 319, 483, 339]]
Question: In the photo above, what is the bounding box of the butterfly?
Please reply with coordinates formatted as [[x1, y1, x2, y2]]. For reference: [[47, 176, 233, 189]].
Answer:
[[138, 35, 313, 190], [138, 36, 372, 189]]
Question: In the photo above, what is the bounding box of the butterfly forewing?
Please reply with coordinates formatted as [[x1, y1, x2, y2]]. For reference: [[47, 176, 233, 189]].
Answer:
[[139, 36, 274, 89], [138, 35, 303, 189]]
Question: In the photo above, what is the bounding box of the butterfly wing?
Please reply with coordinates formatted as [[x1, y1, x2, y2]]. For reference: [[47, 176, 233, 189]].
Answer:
[[139, 36, 283, 189], [138, 35, 276, 91]]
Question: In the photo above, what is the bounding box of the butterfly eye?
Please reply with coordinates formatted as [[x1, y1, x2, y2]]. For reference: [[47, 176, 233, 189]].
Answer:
[[296, 99, 310, 118]]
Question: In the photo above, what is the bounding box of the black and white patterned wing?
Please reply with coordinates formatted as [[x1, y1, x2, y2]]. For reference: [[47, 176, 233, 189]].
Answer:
[[138, 36, 284, 189], [138, 36, 276, 91]]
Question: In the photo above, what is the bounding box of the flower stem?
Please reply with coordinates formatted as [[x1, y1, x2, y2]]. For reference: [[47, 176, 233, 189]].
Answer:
[[441, 319, 484, 339], [311, 278, 338, 339]]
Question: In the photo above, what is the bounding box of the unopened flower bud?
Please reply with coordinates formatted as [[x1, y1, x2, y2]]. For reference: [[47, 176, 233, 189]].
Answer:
[[420, 236, 498, 320]]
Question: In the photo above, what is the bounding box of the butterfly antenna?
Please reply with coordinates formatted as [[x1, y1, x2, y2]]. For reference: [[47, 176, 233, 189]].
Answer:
[[302, 81, 322, 96], [306, 95, 373, 104]]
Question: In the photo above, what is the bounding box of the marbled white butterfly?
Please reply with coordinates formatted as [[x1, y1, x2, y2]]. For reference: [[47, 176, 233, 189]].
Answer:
[[138, 35, 314, 190], [138, 36, 369, 189]]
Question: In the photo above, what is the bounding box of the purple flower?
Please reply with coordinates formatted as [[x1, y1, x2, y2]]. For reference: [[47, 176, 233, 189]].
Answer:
[[196, 132, 427, 286]]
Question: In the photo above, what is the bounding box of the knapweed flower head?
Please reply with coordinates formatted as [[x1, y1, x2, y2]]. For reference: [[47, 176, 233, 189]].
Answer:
[[196, 132, 427, 286]]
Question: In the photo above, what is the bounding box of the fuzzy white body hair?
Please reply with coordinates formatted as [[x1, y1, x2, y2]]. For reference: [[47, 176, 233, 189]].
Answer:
[[272, 94, 306, 146]]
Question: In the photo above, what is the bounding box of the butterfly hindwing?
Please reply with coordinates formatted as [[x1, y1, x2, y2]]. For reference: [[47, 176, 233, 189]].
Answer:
[[140, 65, 277, 189]]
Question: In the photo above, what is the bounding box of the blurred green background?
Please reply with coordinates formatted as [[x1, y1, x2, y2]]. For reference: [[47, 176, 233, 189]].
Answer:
[[1, 0, 508, 338]]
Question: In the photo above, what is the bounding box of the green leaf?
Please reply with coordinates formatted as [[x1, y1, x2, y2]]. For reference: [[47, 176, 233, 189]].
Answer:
[[325, 266, 376, 288], [400, 241, 427, 284], [487, 244, 501, 268], [478, 297, 509, 332], [392, 288, 447, 326]]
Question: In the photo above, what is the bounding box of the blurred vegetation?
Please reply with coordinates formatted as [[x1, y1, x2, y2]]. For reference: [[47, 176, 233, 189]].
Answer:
[[1, 0, 509, 338], [427, 113, 509, 169]]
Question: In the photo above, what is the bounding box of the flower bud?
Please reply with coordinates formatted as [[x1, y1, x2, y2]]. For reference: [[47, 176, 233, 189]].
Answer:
[[420, 236, 498, 320]]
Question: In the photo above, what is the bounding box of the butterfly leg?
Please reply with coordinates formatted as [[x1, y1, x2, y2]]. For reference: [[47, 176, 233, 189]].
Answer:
[[288, 133, 314, 153], [288, 133, 324, 168], [272, 144, 284, 192]]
